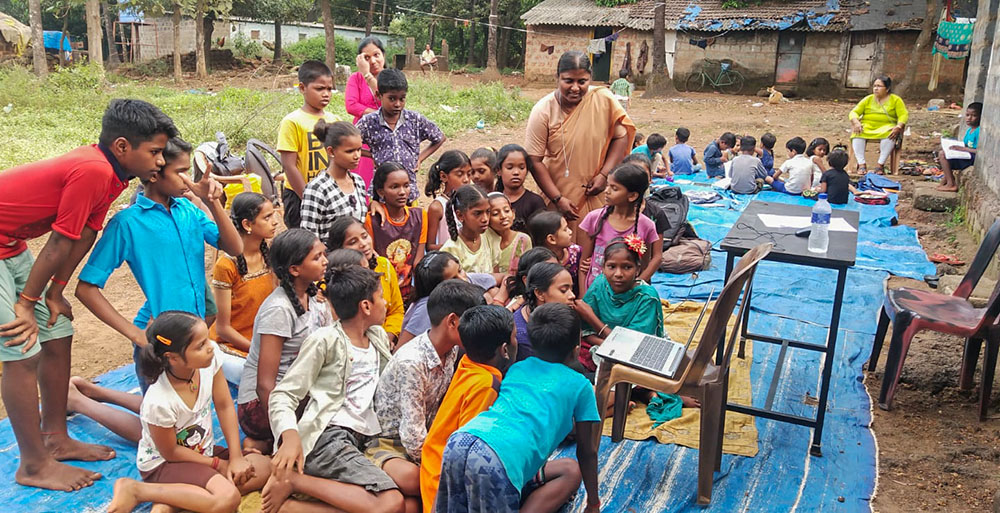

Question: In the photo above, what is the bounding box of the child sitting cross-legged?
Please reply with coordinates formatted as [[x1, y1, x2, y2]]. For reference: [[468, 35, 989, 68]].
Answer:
[[435, 303, 601, 513], [419, 305, 517, 512], [107, 312, 271, 513], [632, 132, 670, 179], [767, 136, 812, 195], [668, 127, 699, 175], [368, 279, 488, 510], [759, 132, 777, 175], [811, 148, 857, 205], [262, 263, 403, 513], [729, 136, 769, 195]]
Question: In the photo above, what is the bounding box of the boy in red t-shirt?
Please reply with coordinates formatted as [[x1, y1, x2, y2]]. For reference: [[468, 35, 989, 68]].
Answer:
[[0, 99, 177, 492]]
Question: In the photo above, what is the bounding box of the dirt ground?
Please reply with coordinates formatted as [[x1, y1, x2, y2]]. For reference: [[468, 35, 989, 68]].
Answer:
[[9, 70, 995, 511]]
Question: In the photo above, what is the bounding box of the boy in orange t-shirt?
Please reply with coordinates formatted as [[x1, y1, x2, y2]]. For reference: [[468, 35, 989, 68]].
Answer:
[[419, 305, 516, 512]]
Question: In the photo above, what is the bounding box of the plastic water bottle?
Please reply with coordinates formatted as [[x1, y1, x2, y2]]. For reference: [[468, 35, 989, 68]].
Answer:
[[808, 193, 831, 253]]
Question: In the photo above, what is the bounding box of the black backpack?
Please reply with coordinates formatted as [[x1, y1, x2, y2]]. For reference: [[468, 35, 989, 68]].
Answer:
[[646, 185, 691, 248], [193, 132, 282, 203]]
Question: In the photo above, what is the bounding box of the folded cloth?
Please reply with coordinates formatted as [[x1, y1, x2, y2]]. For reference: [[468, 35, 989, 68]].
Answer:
[[858, 172, 900, 192], [684, 190, 722, 204], [646, 392, 683, 427]]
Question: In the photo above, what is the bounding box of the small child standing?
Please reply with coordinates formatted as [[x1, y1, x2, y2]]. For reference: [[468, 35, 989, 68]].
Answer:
[[367, 162, 428, 302], [425, 150, 472, 251], [759, 132, 777, 174], [527, 211, 581, 293], [485, 193, 532, 274], [704, 132, 736, 178], [768, 136, 812, 195], [495, 144, 546, 232], [579, 163, 662, 291], [806, 137, 830, 186], [469, 147, 498, 192], [729, 136, 769, 195], [610, 69, 634, 110], [300, 120, 368, 243], [668, 127, 699, 175], [632, 133, 669, 178], [435, 303, 600, 513], [277, 61, 339, 228], [107, 312, 271, 513], [357, 68, 446, 203], [419, 305, 516, 512], [263, 264, 404, 513], [441, 185, 498, 274], [813, 148, 857, 205]]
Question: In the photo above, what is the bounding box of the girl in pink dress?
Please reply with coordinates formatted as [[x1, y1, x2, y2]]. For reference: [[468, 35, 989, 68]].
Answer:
[[345, 37, 385, 189]]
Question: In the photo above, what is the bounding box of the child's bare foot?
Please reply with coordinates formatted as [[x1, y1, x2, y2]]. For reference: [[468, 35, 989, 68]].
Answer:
[[108, 478, 140, 513], [69, 376, 104, 401], [262, 474, 293, 513], [936, 184, 958, 192], [66, 378, 88, 413], [43, 432, 115, 461], [150, 503, 179, 513], [15, 458, 100, 491]]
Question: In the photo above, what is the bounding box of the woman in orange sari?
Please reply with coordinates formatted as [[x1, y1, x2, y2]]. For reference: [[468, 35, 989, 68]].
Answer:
[[525, 50, 636, 243]]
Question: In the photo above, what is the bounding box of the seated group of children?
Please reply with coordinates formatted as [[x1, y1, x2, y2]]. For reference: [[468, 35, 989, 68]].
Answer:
[[633, 128, 857, 204]]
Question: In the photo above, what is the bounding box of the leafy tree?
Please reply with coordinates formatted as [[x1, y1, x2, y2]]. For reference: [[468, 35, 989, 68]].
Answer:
[[232, 0, 312, 65]]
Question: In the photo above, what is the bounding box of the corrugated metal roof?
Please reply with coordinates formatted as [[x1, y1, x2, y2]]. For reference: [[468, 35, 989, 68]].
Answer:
[[523, 0, 922, 32]]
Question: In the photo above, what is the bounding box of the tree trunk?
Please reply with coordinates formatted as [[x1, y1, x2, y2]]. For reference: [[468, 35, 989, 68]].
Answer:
[[203, 12, 214, 69], [273, 20, 283, 65], [366, 0, 375, 36], [29, 0, 46, 76], [381, 0, 389, 30], [644, 0, 675, 97], [85, 0, 104, 71], [429, 0, 439, 49], [194, 0, 206, 78], [497, 27, 509, 69], [172, 5, 182, 81], [486, 0, 498, 72], [319, 0, 336, 76], [103, 0, 120, 68], [465, 0, 476, 66], [59, 10, 70, 67], [896, 0, 938, 96]]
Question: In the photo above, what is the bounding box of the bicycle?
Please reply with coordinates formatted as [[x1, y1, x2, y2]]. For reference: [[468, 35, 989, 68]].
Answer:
[[684, 60, 745, 94]]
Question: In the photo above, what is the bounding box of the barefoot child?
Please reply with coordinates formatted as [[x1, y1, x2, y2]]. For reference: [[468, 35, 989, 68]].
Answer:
[[938, 102, 981, 192], [579, 163, 662, 291], [767, 136, 812, 195], [0, 99, 176, 491], [236, 229, 332, 454], [419, 305, 517, 512], [301, 120, 369, 243], [210, 192, 279, 383], [262, 264, 405, 513], [441, 185, 498, 274], [370, 280, 487, 510], [469, 147, 498, 192], [367, 162, 428, 302], [495, 144, 545, 232], [435, 303, 601, 513], [76, 137, 243, 393], [107, 312, 271, 513], [425, 150, 472, 251], [486, 193, 532, 273]]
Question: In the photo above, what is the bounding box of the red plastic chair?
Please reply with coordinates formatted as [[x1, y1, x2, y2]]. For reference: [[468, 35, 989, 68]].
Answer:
[[868, 218, 1000, 418]]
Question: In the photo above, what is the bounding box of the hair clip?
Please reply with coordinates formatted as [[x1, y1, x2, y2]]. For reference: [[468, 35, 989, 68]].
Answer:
[[624, 233, 647, 257], [156, 334, 173, 346]]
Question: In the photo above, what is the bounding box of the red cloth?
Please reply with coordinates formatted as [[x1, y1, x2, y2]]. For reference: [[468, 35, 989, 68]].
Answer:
[[0, 145, 127, 259]]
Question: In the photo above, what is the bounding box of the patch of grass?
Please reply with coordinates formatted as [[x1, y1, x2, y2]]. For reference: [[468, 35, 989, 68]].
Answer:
[[943, 204, 966, 244], [0, 66, 532, 170]]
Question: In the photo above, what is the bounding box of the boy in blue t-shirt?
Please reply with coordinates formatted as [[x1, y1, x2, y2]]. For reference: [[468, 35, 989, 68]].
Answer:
[[704, 132, 736, 178], [937, 102, 981, 192], [435, 303, 600, 513], [668, 127, 700, 175]]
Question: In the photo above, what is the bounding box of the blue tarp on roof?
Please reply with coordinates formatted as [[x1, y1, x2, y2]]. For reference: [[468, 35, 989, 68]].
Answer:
[[677, 0, 844, 32]]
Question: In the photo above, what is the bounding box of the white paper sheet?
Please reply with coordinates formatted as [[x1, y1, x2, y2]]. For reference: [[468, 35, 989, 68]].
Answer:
[[941, 137, 972, 159], [757, 213, 857, 232]]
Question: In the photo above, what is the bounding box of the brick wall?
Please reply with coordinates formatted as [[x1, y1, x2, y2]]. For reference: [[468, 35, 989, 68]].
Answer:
[[797, 32, 849, 90], [524, 25, 594, 82], [672, 30, 779, 90], [880, 31, 966, 96]]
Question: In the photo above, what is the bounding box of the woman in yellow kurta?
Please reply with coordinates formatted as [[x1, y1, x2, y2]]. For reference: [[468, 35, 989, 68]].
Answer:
[[849, 75, 908, 174], [525, 50, 636, 244]]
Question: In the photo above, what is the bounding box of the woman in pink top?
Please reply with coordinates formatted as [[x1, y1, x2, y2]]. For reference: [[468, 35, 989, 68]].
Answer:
[[345, 36, 386, 189]]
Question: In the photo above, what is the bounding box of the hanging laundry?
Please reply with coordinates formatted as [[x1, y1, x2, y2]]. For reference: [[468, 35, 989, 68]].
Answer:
[[636, 40, 648, 73], [619, 41, 633, 78], [689, 38, 708, 49], [932, 20, 974, 59], [604, 31, 620, 42], [587, 38, 606, 55], [539, 43, 555, 55]]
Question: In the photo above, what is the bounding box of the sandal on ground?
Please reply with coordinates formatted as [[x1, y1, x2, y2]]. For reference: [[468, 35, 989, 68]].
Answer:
[[929, 253, 965, 266]]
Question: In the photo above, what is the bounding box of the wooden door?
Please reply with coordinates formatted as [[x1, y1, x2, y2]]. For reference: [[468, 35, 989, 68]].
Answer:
[[591, 27, 613, 82], [846, 32, 877, 88], [775, 32, 803, 84]]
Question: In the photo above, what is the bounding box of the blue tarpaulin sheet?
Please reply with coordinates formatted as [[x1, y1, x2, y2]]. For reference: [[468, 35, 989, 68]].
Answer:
[[0, 172, 935, 512]]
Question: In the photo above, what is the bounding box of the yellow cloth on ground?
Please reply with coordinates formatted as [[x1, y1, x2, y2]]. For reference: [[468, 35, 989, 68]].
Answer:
[[600, 300, 759, 457]]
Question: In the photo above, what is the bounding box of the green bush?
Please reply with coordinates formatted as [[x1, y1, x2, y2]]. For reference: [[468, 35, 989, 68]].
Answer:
[[285, 35, 357, 67], [231, 32, 264, 60]]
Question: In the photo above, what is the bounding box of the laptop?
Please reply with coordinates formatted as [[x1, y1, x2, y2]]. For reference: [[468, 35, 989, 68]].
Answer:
[[595, 327, 687, 379]]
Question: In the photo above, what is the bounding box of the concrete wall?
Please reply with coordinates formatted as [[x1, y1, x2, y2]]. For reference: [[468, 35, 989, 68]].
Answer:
[[135, 18, 229, 62], [228, 19, 399, 49], [673, 30, 779, 90], [797, 31, 850, 92]]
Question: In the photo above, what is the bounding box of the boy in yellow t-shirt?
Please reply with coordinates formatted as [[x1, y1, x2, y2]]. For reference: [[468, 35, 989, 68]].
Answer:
[[277, 60, 338, 228]]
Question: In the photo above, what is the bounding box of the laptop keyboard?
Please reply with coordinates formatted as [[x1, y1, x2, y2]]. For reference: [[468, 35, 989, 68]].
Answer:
[[631, 335, 673, 370]]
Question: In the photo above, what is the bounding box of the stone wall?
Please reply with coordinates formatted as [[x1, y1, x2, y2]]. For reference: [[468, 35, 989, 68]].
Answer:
[[796, 31, 850, 93], [135, 18, 229, 62], [672, 30, 780, 90]]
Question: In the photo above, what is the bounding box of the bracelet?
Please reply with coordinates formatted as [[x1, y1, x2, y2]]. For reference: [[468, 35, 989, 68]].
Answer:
[[51, 278, 68, 287], [552, 194, 563, 204], [19, 292, 42, 303], [211, 456, 220, 470], [598, 324, 609, 337]]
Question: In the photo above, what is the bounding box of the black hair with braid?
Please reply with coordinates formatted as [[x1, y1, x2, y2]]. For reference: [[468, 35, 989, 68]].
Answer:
[[327, 215, 377, 270], [504, 247, 557, 300], [592, 163, 648, 240], [493, 144, 534, 194], [524, 262, 570, 310], [424, 149, 471, 198], [446, 184, 489, 242], [229, 192, 272, 276], [270, 228, 321, 316], [370, 161, 408, 205]]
